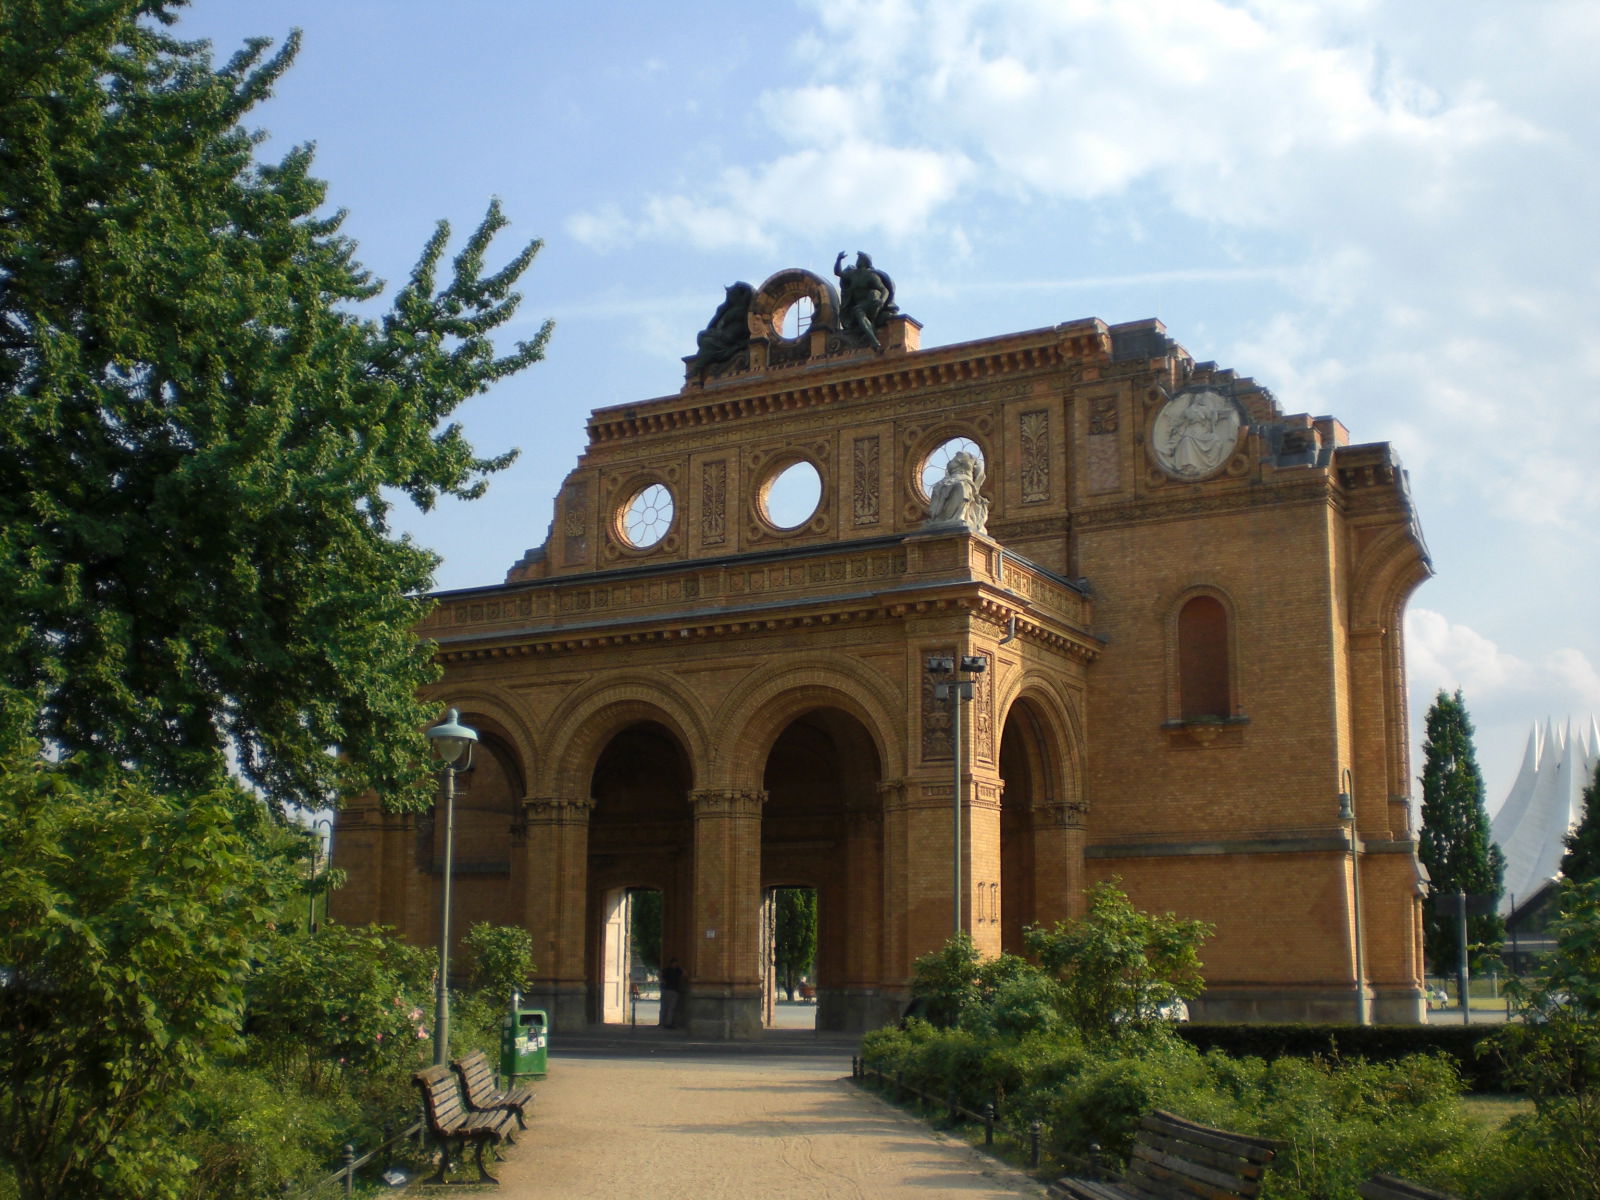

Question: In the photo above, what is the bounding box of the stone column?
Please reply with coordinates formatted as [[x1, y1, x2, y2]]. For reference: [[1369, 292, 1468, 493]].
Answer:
[[1032, 800, 1089, 928], [830, 805, 886, 1031], [687, 789, 766, 1038], [514, 797, 592, 1031]]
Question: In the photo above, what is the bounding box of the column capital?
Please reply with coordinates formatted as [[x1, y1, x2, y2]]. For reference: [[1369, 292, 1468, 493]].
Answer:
[[689, 789, 767, 817], [1038, 799, 1089, 829], [521, 796, 596, 825]]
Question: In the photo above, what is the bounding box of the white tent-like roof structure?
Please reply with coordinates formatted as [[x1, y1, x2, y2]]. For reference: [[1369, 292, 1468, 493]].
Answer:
[[1491, 716, 1600, 912]]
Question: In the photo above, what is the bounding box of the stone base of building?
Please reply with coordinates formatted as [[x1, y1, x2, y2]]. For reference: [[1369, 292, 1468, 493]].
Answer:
[[1191, 985, 1421, 1025], [685, 988, 764, 1039], [525, 981, 588, 1034], [1371, 987, 1426, 1025], [817, 988, 902, 1034]]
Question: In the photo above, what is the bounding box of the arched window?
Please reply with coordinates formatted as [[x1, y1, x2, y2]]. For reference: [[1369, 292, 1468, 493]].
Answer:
[[1177, 595, 1231, 720]]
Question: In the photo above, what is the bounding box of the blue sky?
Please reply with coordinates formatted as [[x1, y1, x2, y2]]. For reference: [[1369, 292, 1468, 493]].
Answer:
[[178, 0, 1599, 808]]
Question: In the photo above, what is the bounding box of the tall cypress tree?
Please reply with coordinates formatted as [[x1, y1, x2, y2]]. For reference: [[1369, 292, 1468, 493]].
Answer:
[[1560, 760, 1600, 883], [1418, 689, 1506, 973]]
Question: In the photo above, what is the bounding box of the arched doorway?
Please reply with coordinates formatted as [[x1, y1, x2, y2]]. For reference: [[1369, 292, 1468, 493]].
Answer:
[[586, 721, 693, 1024], [998, 693, 1082, 951], [760, 707, 884, 1032]]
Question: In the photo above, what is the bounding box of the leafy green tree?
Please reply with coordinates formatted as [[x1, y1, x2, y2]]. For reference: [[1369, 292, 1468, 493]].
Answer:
[[463, 921, 535, 999], [1495, 877, 1600, 1198], [909, 931, 983, 1028], [774, 887, 817, 1000], [630, 888, 662, 975], [1025, 880, 1213, 1041], [1417, 690, 1506, 972], [244, 922, 431, 1094], [0, 755, 286, 1200], [1561, 760, 1600, 883], [0, 0, 551, 811]]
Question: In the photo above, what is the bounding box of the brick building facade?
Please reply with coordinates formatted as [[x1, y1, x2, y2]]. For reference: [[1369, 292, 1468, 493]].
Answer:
[[330, 265, 1434, 1035]]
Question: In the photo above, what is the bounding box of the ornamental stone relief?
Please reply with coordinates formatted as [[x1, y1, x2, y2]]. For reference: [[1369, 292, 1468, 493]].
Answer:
[[853, 436, 880, 525], [1151, 389, 1244, 481], [1020, 410, 1049, 503], [702, 460, 727, 546]]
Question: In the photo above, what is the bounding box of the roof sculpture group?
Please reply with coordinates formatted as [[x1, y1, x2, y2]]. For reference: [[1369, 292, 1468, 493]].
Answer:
[[688, 252, 901, 384]]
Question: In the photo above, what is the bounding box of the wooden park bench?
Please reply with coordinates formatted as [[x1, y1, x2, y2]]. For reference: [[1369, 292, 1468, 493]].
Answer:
[[1359, 1175, 1462, 1200], [452, 1047, 536, 1131], [1050, 1109, 1280, 1200], [412, 1063, 517, 1185]]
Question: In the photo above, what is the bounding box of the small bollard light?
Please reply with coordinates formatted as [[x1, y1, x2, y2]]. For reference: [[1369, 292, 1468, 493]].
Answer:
[[983, 1101, 995, 1147]]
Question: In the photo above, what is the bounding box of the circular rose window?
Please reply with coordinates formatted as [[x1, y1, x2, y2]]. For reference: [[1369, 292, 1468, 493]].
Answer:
[[761, 460, 822, 529], [619, 482, 674, 548], [920, 437, 985, 498]]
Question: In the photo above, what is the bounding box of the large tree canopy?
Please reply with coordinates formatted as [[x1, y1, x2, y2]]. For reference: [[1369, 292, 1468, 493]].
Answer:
[[0, 0, 550, 809], [1561, 760, 1600, 884], [1418, 689, 1506, 973]]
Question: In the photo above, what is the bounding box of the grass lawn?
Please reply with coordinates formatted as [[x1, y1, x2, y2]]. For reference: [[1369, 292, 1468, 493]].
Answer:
[[1460, 1093, 1532, 1130]]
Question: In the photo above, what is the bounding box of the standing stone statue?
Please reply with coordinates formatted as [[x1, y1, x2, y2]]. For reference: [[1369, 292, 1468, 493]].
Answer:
[[833, 252, 897, 351], [924, 451, 989, 534], [691, 282, 754, 379]]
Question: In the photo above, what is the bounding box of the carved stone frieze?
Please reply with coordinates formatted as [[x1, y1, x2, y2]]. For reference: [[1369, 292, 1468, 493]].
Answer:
[[1089, 394, 1119, 434], [1038, 800, 1090, 828]]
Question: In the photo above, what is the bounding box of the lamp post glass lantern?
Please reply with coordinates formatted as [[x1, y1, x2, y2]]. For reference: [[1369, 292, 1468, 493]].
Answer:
[[307, 816, 333, 934], [426, 708, 477, 1065], [927, 655, 986, 938]]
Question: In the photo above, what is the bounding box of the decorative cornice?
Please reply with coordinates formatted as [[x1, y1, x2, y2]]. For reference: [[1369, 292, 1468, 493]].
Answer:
[[522, 796, 595, 823], [1074, 474, 1332, 531], [587, 325, 1115, 444]]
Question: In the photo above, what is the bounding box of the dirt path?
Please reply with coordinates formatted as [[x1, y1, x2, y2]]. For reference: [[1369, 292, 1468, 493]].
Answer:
[[490, 1052, 1046, 1199]]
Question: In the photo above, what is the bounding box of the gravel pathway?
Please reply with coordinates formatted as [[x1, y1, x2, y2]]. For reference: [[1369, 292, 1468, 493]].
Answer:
[[490, 1050, 1047, 1199]]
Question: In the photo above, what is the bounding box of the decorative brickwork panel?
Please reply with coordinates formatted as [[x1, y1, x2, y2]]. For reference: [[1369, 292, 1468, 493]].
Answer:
[[973, 653, 993, 761], [921, 651, 955, 762], [853, 436, 880, 525], [1020, 410, 1049, 503], [1089, 395, 1119, 434], [1087, 434, 1120, 493], [562, 480, 588, 565], [702, 460, 727, 546]]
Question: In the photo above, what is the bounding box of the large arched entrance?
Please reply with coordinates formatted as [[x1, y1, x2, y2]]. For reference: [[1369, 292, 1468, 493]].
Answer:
[[759, 707, 885, 1032], [586, 721, 693, 1024], [998, 692, 1084, 951]]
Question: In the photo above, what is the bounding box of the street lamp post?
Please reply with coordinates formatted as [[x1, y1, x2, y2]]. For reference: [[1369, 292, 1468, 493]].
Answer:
[[1337, 768, 1369, 1025], [927, 654, 987, 938], [426, 708, 478, 1066]]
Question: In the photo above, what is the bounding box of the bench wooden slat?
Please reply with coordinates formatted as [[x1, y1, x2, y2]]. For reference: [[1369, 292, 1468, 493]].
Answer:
[[1359, 1175, 1462, 1200], [451, 1048, 535, 1131], [413, 1063, 515, 1185], [1052, 1110, 1280, 1200]]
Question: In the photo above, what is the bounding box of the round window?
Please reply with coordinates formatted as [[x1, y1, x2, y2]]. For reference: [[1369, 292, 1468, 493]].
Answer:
[[761, 460, 822, 530], [619, 482, 674, 548], [921, 437, 985, 498], [776, 296, 815, 340]]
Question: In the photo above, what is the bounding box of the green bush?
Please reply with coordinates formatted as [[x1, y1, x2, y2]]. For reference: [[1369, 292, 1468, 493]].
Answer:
[[174, 1064, 347, 1200]]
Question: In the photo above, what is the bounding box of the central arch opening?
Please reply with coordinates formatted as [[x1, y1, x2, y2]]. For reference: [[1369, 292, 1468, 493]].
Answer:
[[587, 720, 691, 1026], [759, 706, 885, 1032]]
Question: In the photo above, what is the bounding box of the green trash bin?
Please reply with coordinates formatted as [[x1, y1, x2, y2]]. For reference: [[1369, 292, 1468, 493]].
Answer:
[[500, 1003, 548, 1081]]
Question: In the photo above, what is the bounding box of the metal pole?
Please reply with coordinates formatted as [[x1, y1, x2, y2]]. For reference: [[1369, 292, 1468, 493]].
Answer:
[[433, 764, 457, 1065], [1348, 823, 1368, 1025], [952, 681, 963, 938], [307, 835, 318, 935], [1456, 889, 1470, 1027]]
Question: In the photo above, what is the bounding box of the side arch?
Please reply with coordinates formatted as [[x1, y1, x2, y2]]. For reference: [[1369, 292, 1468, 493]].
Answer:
[[419, 684, 540, 795]]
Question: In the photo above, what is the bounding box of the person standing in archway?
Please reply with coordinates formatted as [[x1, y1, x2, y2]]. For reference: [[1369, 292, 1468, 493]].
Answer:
[[659, 957, 685, 1028]]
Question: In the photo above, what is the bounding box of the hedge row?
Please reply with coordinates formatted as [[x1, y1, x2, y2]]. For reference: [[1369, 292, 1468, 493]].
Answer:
[[1176, 1023, 1510, 1092]]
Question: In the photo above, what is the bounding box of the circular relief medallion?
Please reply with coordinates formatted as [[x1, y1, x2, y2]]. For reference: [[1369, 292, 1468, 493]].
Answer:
[[619, 482, 674, 548], [1151, 390, 1242, 480]]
